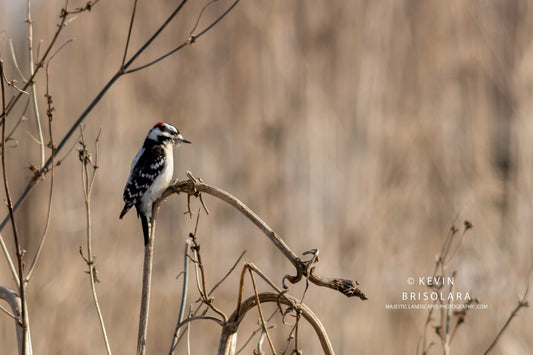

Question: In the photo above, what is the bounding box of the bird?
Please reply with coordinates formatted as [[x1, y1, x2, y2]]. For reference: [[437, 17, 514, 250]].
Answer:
[[119, 122, 190, 245]]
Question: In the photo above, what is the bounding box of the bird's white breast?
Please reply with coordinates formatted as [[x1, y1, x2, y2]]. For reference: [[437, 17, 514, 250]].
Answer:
[[139, 144, 174, 218]]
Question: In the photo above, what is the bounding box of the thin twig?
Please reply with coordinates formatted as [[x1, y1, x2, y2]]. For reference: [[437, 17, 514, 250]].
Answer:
[[174, 249, 247, 348], [27, 0, 45, 168], [47, 39, 75, 64], [235, 310, 277, 354], [174, 315, 225, 330], [281, 309, 301, 354], [55, 133, 81, 165], [248, 269, 276, 354], [63, 0, 102, 15], [122, 0, 139, 67], [125, 0, 240, 74], [195, 0, 239, 38], [444, 221, 472, 268], [6, 96, 30, 142], [208, 250, 246, 297], [189, 217, 228, 322], [0, 231, 19, 285], [8, 39, 26, 82], [188, 0, 219, 36], [79, 127, 112, 355], [25, 64, 56, 282], [422, 221, 473, 355], [169, 238, 191, 354], [421, 307, 434, 355], [449, 298, 478, 343], [443, 271, 456, 355], [483, 279, 530, 354], [123, 0, 189, 74], [0, 69, 29, 95], [186, 312, 192, 355]]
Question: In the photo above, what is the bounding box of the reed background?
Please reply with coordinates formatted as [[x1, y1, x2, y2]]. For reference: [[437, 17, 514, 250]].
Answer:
[[0, 0, 532, 354]]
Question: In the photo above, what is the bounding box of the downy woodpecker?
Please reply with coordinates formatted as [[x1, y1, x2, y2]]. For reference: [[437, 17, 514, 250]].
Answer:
[[119, 122, 190, 245]]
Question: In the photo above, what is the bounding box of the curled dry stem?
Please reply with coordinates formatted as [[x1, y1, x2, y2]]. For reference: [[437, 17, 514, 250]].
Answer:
[[219, 292, 334, 355], [188, 217, 228, 322]]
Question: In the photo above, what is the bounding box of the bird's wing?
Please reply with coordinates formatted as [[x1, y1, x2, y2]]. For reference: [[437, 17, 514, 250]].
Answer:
[[122, 145, 166, 205]]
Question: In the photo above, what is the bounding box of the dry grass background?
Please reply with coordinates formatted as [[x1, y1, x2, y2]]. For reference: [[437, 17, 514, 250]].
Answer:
[[0, 0, 532, 354]]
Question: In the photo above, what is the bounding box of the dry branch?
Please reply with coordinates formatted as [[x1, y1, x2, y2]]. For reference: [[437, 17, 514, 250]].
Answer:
[[26, 0, 45, 168], [218, 292, 334, 355], [248, 269, 276, 354], [159, 176, 367, 300], [188, 222, 228, 322], [136, 216, 157, 355], [79, 129, 112, 355], [483, 282, 530, 354], [170, 248, 247, 352], [420, 221, 474, 355], [169, 238, 191, 354], [24, 61, 57, 282]]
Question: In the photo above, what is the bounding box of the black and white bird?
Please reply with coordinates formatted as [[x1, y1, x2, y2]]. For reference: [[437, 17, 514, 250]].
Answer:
[[119, 122, 190, 245]]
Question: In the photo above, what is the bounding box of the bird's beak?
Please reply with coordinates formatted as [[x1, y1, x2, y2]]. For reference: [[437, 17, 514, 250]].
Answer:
[[175, 134, 191, 144]]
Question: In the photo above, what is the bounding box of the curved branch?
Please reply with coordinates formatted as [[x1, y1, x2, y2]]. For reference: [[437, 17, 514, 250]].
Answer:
[[159, 178, 367, 300], [176, 315, 225, 330], [218, 292, 334, 355]]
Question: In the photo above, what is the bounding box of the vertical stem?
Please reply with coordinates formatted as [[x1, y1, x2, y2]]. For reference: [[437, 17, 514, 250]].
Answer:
[[85, 178, 112, 354], [1, 61, 29, 354], [27, 0, 45, 167], [25, 64, 56, 283], [169, 238, 190, 354], [248, 270, 276, 354], [137, 218, 156, 355], [122, 0, 139, 67], [443, 274, 455, 355], [80, 130, 111, 354]]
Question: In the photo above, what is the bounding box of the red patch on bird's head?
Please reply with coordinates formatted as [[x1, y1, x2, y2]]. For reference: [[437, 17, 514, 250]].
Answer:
[[155, 122, 165, 127]]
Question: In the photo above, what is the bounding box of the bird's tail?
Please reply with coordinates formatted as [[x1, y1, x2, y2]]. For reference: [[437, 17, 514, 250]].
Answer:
[[119, 203, 133, 219], [140, 214, 150, 246]]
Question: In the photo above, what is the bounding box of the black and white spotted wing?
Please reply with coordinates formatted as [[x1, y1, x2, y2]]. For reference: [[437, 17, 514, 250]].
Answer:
[[119, 143, 166, 218]]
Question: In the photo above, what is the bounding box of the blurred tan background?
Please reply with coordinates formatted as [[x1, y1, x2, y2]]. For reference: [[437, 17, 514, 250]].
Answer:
[[0, 0, 532, 354]]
